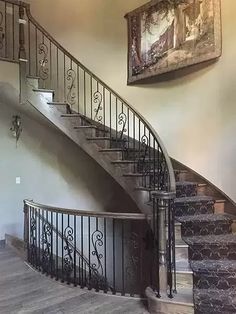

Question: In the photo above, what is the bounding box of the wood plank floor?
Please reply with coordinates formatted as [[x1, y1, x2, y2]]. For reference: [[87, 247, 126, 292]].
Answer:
[[0, 247, 148, 314]]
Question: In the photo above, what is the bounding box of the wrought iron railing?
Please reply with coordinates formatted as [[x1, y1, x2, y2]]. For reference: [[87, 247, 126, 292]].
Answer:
[[24, 200, 153, 296], [0, 0, 177, 298]]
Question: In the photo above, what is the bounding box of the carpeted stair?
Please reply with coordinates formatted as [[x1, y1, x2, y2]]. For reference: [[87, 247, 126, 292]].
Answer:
[[175, 173, 236, 314]]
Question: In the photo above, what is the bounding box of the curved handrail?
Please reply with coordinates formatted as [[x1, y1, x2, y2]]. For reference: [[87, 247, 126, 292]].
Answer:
[[24, 199, 149, 220], [21, 2, 175, 194]]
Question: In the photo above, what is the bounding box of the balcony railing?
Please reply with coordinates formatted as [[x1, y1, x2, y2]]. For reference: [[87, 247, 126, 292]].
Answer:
[[24, 200, 154, 297]]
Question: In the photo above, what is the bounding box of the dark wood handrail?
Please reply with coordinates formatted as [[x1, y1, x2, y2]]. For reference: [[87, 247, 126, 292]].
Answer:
[[24, 199, 150, 220]]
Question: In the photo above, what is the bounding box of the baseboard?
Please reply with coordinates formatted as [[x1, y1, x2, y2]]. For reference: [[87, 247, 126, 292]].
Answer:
[[5, 234, 26, 260], [0, 239, 6, 248]]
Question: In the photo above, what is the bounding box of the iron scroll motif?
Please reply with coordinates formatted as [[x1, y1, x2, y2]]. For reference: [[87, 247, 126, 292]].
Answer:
[[93, 91, 103, 122], [118, 112, 127, 140], [63, 225, 74, 277], [137, 134, 149, 173], [30, 213, 37, 265], [91, 229, 104, 275], [38, 43, 49, 80], [0, 12, 4, 50], [118, 112, 128, 150], [41, 222, 52, 272], [66, 68, 76, 107], [126, 232, 139, 294]]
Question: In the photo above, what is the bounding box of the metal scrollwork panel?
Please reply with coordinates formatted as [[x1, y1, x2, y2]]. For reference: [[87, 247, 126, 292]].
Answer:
[[91, 229, 104, 275], [63, 225, 74, 277], [38, 42, 49, 80], [93, 91, 103, 122], [0, 12, 4, 50], [66, 68, 76, 107], [30, 213, 37, 265], [41, 222, 52, 272], [117, 112, 128, 149], [125, 231, 140, 294], [137, 134, 149, 173]]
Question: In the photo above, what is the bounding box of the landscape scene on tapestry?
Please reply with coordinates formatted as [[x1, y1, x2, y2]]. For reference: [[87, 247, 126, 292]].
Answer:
[[130, 0, 219, 79]]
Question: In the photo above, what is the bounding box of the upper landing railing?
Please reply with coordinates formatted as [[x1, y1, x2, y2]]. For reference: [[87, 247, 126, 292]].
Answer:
[[0, 0, 177, 298]]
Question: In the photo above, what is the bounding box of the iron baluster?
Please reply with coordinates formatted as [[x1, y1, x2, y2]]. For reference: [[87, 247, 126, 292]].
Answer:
[[63, 215, 74, 283], [66, 67, 76, 108], [93, 86, 103, 122]]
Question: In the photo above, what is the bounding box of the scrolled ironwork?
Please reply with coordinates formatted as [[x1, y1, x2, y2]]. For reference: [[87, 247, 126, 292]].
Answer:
[[125, 232, 139, 292], [38, 42, 49, 80], [0, 12, 4, 50], [93, 91, 103, 122], [30, 214, 37, 264], [137, 134, 149, 173], [63, 225, 74, 276], [91, 229, 104, 275], [118, 112, 127, 140], [66, 68, 76, 106], [41, 222, 51, 272]]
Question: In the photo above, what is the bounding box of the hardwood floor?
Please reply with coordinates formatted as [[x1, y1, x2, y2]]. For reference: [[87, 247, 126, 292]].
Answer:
[[0, 247, 148, 314]]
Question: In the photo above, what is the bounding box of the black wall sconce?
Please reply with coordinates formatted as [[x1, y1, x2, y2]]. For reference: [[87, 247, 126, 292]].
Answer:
[[10, 115, 22, 147]]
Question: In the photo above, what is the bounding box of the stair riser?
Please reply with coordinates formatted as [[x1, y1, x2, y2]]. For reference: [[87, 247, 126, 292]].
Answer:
[[176, 185, 198, 198], [166, 224, 182, 241], [188, 243, 236, 261], [77, 128, 107, 138], [27, 77, 39, 89], [195, 307, 235, 314], [181, 221, 232, 237], [175, 202, 214, 217], [176, 246, 189, 261], [147, 297, 194, 314], [193, 272, 236, 290], [176, 272, 193, 290]]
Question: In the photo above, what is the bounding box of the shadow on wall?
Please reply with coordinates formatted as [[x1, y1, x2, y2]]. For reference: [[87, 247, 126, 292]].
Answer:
[[0, 82, 138, 214]]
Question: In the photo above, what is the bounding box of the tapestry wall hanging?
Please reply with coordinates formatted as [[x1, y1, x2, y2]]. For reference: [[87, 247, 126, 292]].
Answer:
[[125, 0, 222, 84]]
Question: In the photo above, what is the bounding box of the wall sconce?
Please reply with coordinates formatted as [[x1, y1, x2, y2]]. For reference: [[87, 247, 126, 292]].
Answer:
[[10, 115, 22, 147]]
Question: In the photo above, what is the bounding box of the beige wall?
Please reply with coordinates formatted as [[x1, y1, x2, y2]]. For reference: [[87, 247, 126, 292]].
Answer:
[[26, 0, 236, 202]]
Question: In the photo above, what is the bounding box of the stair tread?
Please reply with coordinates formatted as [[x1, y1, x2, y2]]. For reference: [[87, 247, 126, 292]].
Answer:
[[176, 214, 233, 223], [27, 75, 40, 79], [176, 181, 198, 186], [74, 125, 97, 129], [33, 88, 54, 93], [194, 288, 236, 306], [87, 137, 110, 140], [136, 181, 201, 191], [100, 148, 123, 152], [47, 101, 68, 105], [191, 259, 236, 272], [146, 287, 194, 306], [175, 195, 214, 203], [61, 114, 81, 117], [184, 233, 236, 245]]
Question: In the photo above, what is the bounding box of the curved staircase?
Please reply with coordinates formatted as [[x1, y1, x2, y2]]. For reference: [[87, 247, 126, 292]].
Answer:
[[0, 1, 236, 313]]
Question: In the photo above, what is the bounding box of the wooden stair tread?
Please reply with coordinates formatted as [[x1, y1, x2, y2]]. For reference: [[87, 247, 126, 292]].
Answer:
[[33, 88, 54, 93]]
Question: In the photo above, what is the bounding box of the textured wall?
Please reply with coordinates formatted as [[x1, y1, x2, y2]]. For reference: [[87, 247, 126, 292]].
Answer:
[[25, 0, 236, 202]]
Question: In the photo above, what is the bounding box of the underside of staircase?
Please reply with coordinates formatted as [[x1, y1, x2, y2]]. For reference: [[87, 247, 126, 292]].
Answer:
[[0, 1, 236, 313]]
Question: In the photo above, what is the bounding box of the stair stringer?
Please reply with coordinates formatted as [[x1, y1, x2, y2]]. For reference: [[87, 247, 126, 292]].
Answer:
[[26, 80, 152, 216]]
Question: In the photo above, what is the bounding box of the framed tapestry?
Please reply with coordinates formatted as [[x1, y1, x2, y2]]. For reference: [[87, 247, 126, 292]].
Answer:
[[125, 0, 222, 84]]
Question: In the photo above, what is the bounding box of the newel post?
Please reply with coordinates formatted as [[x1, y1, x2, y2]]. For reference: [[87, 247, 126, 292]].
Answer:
[[18, 2, 27, 104], [23, 200, 29, 259], [151, 190, 176, 298]]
